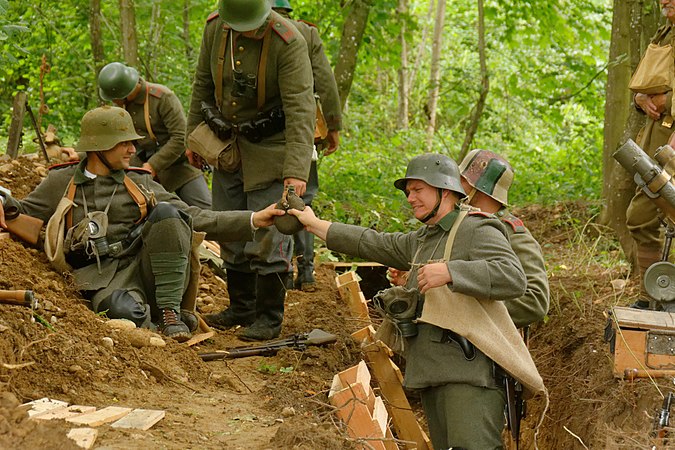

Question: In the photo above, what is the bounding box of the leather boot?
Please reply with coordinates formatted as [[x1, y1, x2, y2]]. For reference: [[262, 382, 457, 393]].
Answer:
[[294, 230, 316, 291], [158, 308, 191, 342], [205, 270, 257, 329], [239, 272, 291, 341], [631, 245, 663, 309]]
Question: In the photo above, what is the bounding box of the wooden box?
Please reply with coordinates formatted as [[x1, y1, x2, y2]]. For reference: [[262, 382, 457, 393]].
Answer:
[[610, 306, 675, 379]]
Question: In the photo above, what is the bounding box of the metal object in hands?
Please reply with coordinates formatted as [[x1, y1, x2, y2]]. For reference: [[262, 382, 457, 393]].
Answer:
[[198, 328, 337, 361], [273, 185, 305, 235]]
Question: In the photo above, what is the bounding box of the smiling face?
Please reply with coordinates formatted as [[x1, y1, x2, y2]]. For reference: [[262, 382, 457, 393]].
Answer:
[[405, 179, 457, 223], [103, 141, 136, 170]]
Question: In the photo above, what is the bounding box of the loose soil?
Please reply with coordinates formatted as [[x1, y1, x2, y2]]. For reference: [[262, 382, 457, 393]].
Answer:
[[0, 155, 672, 449]]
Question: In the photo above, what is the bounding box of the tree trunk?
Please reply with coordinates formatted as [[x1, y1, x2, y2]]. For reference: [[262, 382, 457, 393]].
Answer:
[[397, 0, 409, 129], [425, 0, 446, 151], [119, 0, 139, 67], [458, 0, 489, 161], [144, 0, 162, 80], [183, 0, 193, 66], [407, 0, 434, 95], [334, 0, 372, 111], [89, 0, 104, 86], [601, 0, 660, 270]]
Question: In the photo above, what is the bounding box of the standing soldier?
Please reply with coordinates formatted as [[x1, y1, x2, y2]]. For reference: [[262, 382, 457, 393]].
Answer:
[[188, 0, 315, 340], [98, 62, 212, 209], [628, 0, 675, 308], [272, 0, 343, 291]]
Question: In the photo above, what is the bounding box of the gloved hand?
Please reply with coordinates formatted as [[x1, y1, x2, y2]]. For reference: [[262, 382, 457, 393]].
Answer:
[[200, 101, 231, 141]]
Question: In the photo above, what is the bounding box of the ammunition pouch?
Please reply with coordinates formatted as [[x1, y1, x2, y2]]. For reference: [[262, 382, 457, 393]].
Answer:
[[200, 102, 286, 144]]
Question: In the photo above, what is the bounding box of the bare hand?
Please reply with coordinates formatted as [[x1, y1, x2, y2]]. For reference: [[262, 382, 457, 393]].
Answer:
[[60, 147, 80, 162], [387, 268, 409, 287], [417, 263, 452, 294], [287, 206, 330, 241], [252, 203, 286, 228], [635, 93, 665, 121], [284, 177, 307, 197], [323, 130, 339, 156]]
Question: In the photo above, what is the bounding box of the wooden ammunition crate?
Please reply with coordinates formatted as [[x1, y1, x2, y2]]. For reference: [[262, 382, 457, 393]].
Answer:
[[610, 306, 675, 379]]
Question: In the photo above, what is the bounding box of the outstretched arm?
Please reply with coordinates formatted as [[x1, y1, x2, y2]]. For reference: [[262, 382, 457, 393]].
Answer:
[[288, 206, 331, 241]]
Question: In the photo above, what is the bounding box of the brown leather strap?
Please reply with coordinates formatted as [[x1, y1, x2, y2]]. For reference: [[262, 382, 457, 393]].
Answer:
[[122, 176, 149, 224], [257, 26, 272, 111], [143, 87, 157, 143], [64, 175, 148, 229], [216, 26, 229, 109]]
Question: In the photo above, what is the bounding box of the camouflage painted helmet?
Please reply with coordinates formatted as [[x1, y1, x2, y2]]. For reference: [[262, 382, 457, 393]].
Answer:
[[459, 149, 514, 205], [219, 0, 271, 32], [394, 153, 466, 198], [98, 62, 140, 101], [76, 106, 143, 152], [272, 0, 293, 11]]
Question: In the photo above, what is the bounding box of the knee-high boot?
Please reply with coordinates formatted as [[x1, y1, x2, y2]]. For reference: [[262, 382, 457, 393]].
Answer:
[[205, 270, 257, 329], [239, 272, 291, 341]]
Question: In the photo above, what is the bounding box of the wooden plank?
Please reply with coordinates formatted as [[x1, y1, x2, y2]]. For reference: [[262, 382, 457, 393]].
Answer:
[[66, 406, 132, 426], [337, 280, 371, 321], [612, 306, 675, 331], [185, 331, 214, 347], [22, 398, 69, 417], [614, 328, 675, 377], [67, 428, 98, 449], [351, 325, 376, 344], [6, 92, 26, 159], [364, 341, 432, 449], [329, 262, 384, 268], [336, 270, 359, 287], [111, 409, 165, 430], [33, 405, 96, 421], [337, 360, 371, 391]]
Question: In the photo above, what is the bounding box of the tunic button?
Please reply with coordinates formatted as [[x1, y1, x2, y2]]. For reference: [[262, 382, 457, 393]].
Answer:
[[238, 46, 244, 52], [235, 60, 241, 66], [232, 115, 237, 120], [232, 101, 237, 107]]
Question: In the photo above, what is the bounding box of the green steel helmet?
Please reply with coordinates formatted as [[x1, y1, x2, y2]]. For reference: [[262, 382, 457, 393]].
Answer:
[[98, 62, 140, 101], [219, 0, 271, 32], [272, 0, 292, 11], [459, 149, 514, 205], [394, 153, 466, 198], [76, 106, 144, 152]]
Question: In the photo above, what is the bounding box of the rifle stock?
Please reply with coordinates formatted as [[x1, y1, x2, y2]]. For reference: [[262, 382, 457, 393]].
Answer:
[[3, 211, 43, 245], [199, 329, 337, 361]]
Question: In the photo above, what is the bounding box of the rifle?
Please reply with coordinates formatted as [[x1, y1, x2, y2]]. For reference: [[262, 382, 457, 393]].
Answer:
[[198, 329, 337, 361], [0, 290, 37, 308], [2, 204, 43, 245], [498, 368, 524, 450], [653, 392, 674, 447]]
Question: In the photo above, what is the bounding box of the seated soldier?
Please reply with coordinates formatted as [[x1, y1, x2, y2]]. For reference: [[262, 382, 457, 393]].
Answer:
[[0, 106, 282, 342]]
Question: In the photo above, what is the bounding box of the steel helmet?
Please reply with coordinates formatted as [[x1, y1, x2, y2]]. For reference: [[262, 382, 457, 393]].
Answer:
[[272, 0, 292, 11], [98, 62, 140, 101], [219, 0, 271, 32], [459, 149, 514, 205], [394, 153, 466, 198], [76, 106, 143, 152]]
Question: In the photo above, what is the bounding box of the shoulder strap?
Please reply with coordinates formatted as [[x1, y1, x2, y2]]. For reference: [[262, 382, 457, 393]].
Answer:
[[122, 175, 149, 224], [143, 87, 157, 143], [443, 206, 471, 260], [216, 26, 229, 109], [65, 177, 77, 230], [257, 26, 272, 111], [653, 24, 673, 45]]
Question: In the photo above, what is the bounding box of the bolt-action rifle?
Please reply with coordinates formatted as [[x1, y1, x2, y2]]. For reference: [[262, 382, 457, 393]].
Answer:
[[198, 329, 337, 361], [652, 392, 674, 449]]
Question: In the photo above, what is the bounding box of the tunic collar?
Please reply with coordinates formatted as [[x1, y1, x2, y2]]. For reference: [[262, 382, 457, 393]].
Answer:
[[74, 157, 126, 185], [432, 208, 459, 232]]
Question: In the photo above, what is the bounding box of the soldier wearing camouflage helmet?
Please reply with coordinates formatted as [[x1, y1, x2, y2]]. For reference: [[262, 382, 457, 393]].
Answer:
[[0, 106, 283, 342], [98, 62, 211, 209], [289, 153, 528, 449], [189, 0, 315, 341], [271, 0, 343, 291], [458, 149, 549, 328]]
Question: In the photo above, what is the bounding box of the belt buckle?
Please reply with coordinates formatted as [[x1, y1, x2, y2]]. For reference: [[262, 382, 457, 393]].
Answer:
[[108, 242, 123, 257]]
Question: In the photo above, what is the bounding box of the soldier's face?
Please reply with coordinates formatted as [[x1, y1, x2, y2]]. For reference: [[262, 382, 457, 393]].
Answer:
[[405, 180, 438, 221], [104, 141, 136, 170]]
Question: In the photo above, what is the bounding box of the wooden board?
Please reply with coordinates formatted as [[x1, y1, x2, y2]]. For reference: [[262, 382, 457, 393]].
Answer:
[[66, 406, 132, 426], [33, 405, 96, 421], [328, 262, 384, 268], [612, 306, 675, 331], [67, 428, 98, 449], [22, 398, 69, 417], [111, 409, 165, 431]]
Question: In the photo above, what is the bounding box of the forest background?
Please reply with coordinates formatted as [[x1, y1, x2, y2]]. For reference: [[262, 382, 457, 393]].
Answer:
[[0, 0, 651, 256]]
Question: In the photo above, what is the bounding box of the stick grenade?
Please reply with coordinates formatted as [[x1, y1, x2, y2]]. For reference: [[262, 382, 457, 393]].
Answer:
[[25, 102, 50, 163], [0, 290, 37, 308]]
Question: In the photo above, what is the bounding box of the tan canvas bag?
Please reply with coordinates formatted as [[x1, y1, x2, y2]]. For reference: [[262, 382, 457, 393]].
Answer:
[[629, 26, 674, 94], [187, 122, 240, 173]]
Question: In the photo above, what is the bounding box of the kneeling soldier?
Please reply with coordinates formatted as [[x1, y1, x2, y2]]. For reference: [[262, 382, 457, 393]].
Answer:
[[0, 106, 282, 342]]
